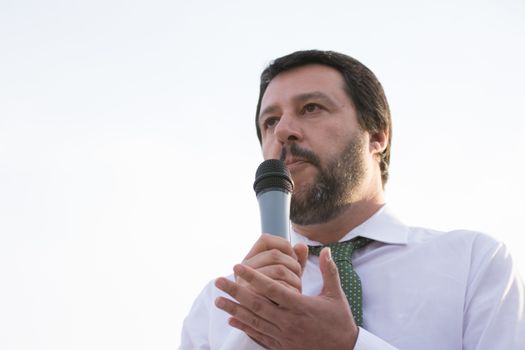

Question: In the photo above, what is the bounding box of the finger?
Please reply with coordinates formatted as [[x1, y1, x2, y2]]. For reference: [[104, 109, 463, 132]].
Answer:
[[233, 264, 298, 306], [319, 247, 345, 299], [256, 264, 302, 292], [244, 234, 296, 261], [215, 276, 281, 321], [214, 296, 280, 336], [228, 317, 281, 350], [243, 249, 302, 277], [293, 243, 309, 275]]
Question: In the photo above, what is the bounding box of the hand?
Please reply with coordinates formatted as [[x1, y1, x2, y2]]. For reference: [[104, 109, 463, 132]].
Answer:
[[239, 234, 308, 293], [215, 247, 358, 350]]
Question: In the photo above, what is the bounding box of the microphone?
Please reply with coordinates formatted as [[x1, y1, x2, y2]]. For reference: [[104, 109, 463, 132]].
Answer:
[[253, 159, 294, 239]]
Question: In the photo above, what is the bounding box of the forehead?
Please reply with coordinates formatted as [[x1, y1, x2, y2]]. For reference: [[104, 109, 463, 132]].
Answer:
[[260, 64, 349, 112]]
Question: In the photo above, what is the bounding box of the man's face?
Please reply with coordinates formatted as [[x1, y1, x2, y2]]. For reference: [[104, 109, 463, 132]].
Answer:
[[258, 64, 373, 225]]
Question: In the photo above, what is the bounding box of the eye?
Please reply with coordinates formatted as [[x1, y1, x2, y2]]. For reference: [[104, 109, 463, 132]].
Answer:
[[303, 103, 321, 113], [262, 117, 279, 130]]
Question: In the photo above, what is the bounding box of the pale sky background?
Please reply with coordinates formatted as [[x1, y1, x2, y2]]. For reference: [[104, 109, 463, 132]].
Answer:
[[1, 0, 524, 349]]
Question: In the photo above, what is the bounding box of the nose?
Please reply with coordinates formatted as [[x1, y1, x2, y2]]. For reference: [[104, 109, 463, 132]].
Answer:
[[274, 113, 302, 144]]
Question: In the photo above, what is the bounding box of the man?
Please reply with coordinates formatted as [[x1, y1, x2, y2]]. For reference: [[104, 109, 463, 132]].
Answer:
[[180, 50, 525, 349]]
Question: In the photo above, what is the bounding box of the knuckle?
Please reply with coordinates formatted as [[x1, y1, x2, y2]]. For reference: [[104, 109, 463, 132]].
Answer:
[[250, 316, 261, 329], [291, 260, 301, 274], [268, 337, 282, 349], [270, 248, 282, 260], [266, 283, 279, 298], [236, 277, 246, 287], [226, 302, 238, 315], [227, 282, 239, 297], [251, 298, 264, 313], [241, 268, 254, 283], [260, 234, 275, 246], [274, 265, 287, 279]]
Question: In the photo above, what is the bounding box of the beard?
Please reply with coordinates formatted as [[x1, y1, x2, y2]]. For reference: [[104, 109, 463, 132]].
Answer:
[[289, 133, 366, 225]]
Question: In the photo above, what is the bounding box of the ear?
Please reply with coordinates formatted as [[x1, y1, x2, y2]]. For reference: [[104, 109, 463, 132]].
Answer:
[[369, 129, 388, 157]]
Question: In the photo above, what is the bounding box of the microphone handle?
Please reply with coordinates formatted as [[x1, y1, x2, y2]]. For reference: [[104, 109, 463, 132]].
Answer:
[[256, 189, 291, 240]]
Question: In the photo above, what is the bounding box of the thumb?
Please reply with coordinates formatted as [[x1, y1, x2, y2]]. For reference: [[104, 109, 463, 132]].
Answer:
[[319, 247, 345, 299]]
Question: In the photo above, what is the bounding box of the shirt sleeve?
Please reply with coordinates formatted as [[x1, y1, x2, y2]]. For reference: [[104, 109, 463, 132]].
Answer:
[[179, 282, 214, 350], [354, 327, 399, 350], [179, 280, 265, 350], [219, 329, 266, 350], [463, 236, 525, 350]]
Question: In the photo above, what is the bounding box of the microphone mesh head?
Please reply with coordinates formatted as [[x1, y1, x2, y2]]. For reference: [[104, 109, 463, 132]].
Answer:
[[253, 159, 294, 195]]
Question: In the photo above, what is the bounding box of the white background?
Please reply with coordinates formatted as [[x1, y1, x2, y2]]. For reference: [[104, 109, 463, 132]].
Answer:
[[1, 0, 524, 349]]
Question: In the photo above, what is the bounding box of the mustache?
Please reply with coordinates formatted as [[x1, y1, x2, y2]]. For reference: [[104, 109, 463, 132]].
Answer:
[[280, 143, 321, 168]]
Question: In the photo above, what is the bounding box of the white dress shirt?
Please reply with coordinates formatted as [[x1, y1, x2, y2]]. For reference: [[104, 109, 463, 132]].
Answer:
[[180, 207, 525, 349]]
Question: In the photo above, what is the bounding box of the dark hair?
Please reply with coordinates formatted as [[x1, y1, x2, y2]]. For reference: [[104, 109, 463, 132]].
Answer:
[[255, 50, 392, 185]]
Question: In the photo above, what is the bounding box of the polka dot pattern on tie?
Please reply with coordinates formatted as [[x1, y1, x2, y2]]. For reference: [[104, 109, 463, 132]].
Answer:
[[309, 237, 371, 327]]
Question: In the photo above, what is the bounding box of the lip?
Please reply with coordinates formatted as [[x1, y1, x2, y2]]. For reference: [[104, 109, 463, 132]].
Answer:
[[285, 157, 307, 166], [285, 158, 310, 171]]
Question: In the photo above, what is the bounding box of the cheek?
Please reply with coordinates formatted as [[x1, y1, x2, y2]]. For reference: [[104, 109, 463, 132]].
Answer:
[[314, 128, 346, 155]]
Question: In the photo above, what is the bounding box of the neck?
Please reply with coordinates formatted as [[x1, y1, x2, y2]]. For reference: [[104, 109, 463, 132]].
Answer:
[[291, 191, 385, 244]]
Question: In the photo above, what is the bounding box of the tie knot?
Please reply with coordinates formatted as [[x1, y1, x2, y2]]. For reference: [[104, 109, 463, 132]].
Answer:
[[308, 237, 371, 262]]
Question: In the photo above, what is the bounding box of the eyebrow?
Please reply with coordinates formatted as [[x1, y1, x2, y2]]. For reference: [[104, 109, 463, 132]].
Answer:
[[258, 91, 338, 120]]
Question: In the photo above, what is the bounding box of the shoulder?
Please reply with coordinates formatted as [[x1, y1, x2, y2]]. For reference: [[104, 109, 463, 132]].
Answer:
[[405, 226, 515, 279], [406, 225, 501, 252]]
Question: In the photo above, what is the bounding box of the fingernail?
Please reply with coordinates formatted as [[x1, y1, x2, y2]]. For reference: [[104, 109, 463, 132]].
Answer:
[[233, 264, 245, 275], [215, 297, 225, 308], [326, 247, 338, 274], [326, 247, 332, 262], [215, 277, 226, 289]]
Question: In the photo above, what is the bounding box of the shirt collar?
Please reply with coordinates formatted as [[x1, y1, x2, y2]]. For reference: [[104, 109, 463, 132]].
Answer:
[[291, 205, 408, 246]]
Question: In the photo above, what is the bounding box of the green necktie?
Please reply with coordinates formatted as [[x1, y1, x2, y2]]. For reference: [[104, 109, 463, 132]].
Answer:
[[308, 237, 371, 327]]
